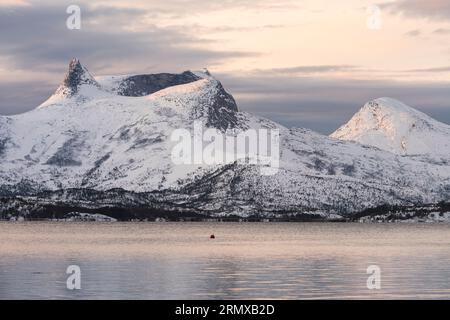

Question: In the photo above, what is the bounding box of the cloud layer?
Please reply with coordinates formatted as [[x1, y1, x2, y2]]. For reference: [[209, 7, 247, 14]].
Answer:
[[385, 0, 450, 20], [219, 72, 450, 133], [1, 0, 449, 134], [0, 1, 255, 115]]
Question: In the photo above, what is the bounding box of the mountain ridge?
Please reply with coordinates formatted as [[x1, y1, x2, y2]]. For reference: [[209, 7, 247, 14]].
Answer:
[[1, 60, 449, 221]]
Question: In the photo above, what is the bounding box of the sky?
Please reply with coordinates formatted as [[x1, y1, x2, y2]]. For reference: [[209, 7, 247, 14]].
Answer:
[[1, 0, 450, 134]]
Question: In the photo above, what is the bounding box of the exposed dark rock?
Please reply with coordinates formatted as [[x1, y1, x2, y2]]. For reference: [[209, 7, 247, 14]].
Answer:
[[117, 71, 201, 97], [45, 137, 83, 167], [82, 153, 112, 186], [129, 136, 165, 150], [342, 164, 356, 176], [187, 81, 240, 131], [205, 82, 239, 131], [0, 138, 8, 157], [61, 58, 100, 96]]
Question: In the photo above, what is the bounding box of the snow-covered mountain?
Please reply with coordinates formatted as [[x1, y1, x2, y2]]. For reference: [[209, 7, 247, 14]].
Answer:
[[0, 60, 449, 220], [331, 97, 450, 158]]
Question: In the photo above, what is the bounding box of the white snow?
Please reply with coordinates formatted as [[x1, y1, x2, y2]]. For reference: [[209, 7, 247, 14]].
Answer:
[[1, 62, 450, 217], [331, 97, 450, 158]]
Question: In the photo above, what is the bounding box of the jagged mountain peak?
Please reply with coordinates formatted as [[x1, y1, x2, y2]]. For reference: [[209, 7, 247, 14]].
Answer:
[[37, 60, 239, 130], [39, 60, 220, 109], [331, 97, 450, 156], [38, 59, 102, 108], [61, 58, 100, 96]]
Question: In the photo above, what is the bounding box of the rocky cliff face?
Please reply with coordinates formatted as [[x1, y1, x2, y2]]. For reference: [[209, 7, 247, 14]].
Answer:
[[116, 71, 201, 97]]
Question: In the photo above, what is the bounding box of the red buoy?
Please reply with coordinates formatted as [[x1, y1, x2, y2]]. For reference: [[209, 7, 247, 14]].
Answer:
[[210, 234, 215, 239]]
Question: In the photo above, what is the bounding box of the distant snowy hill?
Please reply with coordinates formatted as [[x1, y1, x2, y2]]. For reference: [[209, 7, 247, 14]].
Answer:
[[0, 60, 449, 220], [331, 97, 450, 158]]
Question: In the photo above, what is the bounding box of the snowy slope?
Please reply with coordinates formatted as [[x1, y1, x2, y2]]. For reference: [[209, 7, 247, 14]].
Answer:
[[2, 60, 241, 193], [1, 60, 449, 218], [331, 97, 450, 157]]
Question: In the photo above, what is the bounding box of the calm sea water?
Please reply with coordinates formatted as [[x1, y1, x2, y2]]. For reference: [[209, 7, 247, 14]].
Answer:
[[1, 221, 450, 300]]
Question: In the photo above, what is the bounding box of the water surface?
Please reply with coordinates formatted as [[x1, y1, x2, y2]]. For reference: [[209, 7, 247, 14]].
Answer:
[[1, 222, 450, 299]]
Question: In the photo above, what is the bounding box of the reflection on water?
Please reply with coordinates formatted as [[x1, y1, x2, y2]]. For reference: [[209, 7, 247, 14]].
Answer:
[[1, 222, 450, 299]]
